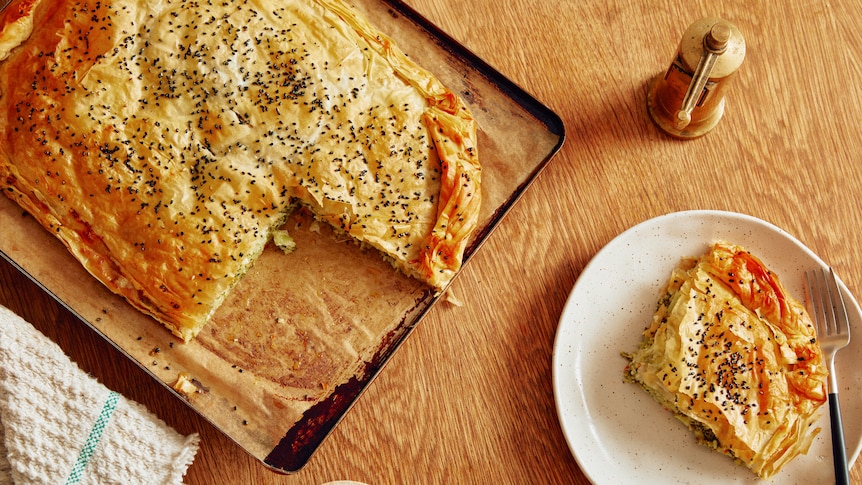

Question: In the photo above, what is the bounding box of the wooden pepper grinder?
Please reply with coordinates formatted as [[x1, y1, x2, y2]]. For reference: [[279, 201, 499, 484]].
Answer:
[[647, 18, 745, 138]]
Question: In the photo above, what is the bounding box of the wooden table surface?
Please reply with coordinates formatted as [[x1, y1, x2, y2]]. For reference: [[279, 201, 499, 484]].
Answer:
[[2, 0, 862, 483]]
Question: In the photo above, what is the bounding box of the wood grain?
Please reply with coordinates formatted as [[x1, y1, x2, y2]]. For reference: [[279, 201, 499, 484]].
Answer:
[[2, 0, 861, 483]]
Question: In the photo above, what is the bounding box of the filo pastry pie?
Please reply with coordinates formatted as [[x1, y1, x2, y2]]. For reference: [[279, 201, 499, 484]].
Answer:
[[0, 0, 481, 341], [624, 241, 828, 479]]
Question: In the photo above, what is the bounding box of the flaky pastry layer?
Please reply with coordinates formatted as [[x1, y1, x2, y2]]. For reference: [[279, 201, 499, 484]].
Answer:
[[624, 241, 827, 479], [0, 0, 481, 341]]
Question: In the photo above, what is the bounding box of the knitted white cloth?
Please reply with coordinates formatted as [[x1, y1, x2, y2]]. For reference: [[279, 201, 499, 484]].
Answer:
[[0, 305, 199, 485]]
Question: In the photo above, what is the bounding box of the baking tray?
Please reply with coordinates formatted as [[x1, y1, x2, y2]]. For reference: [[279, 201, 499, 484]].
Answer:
[[0, 0, 564, 473]]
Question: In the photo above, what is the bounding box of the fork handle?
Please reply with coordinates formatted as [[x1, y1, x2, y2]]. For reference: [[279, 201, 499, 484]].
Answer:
[[829, 393, 850, 485]]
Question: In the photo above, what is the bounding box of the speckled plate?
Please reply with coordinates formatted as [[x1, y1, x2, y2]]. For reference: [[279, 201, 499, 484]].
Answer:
[[552, 210, 862, 484]]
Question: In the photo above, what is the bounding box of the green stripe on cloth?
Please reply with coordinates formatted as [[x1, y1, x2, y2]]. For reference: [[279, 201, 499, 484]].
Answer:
[[65, 391, 120, 485]]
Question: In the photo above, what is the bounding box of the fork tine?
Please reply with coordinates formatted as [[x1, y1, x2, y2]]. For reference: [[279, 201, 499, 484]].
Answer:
[[807, 268, 828, 334], [806, 267, 850, 338], [807, 270, 820, 329], [825, 267, 850, 338]]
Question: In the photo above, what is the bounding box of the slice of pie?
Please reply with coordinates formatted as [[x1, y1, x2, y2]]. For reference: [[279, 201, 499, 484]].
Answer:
[[624, 241, 827, 479], [0, 0, 481, 341]]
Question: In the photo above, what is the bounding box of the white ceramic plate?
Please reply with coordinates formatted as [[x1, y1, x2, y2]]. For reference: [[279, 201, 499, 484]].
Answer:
[[553, 210, 862, 484]]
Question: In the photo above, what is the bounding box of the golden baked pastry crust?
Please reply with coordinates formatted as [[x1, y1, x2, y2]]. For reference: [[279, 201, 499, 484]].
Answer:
[[0, 0, 480, 341], [624, 241, 827, 479]]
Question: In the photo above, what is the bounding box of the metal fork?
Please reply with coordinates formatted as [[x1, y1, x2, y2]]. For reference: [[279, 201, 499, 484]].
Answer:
[[806, 267, 852, 485]]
